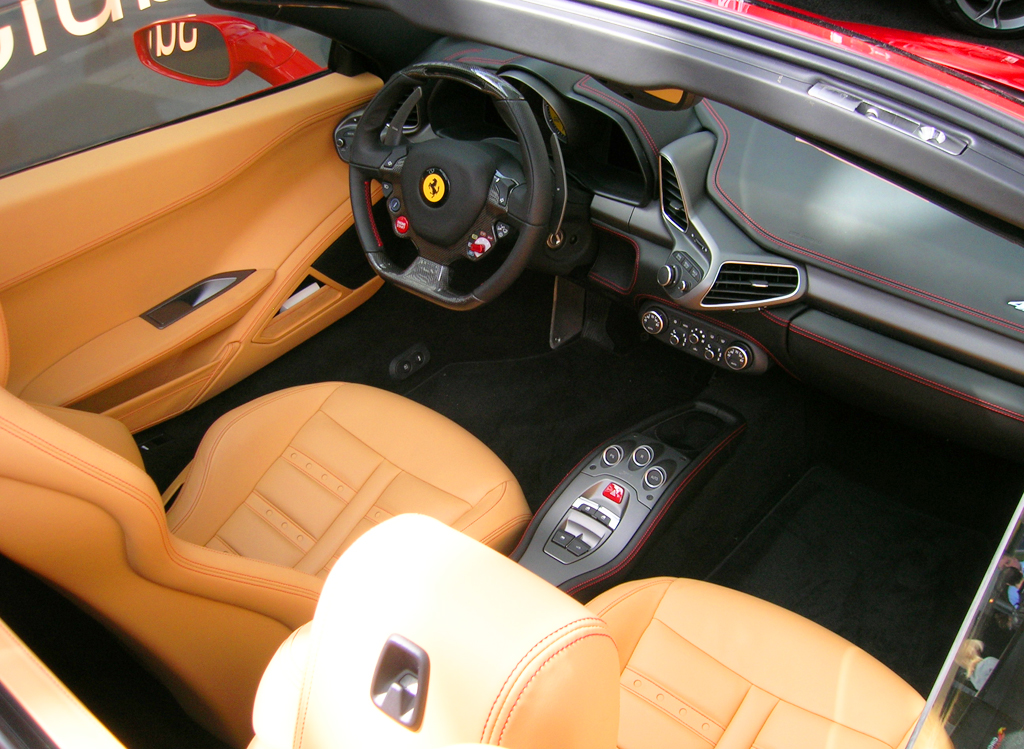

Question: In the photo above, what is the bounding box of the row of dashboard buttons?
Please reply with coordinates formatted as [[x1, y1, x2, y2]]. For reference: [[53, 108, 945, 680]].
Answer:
[[641, 307, 753, 371]]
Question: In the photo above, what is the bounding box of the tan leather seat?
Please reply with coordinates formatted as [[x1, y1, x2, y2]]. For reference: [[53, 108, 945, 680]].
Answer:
[[250, 517, 942, 749], [0, 303, 530, 747], [586, 577, 933, 749]]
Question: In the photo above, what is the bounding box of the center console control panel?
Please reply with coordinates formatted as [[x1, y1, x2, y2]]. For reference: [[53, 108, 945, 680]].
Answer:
[[640, 303, 769, 374], [542, 437, 686, 564], [513, 402, 744, 597]]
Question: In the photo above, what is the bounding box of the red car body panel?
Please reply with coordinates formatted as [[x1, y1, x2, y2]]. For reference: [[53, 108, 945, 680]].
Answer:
[[683, 0, 1024, 119], [134, 15, 324, 88]]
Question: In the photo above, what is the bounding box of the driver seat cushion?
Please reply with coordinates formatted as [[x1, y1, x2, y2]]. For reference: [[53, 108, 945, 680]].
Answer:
[[586, 578, 931, 749], [167, 382, 532, 575]]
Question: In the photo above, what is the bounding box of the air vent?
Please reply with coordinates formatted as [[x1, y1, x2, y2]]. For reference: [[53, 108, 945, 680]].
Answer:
[[702, 262, 800, 307], [660, 157, 687, 231]]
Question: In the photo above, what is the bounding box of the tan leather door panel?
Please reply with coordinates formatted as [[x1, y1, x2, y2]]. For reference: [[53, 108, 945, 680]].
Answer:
[[0, 72, 383, 430]]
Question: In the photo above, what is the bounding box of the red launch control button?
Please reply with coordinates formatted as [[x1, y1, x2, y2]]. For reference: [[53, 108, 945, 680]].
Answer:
[[395, 216, 409, 234], [602, 482, 625, 503]]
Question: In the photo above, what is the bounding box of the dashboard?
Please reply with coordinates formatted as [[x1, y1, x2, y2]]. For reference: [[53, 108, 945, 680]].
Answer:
[[379, 37, 1024, 460]]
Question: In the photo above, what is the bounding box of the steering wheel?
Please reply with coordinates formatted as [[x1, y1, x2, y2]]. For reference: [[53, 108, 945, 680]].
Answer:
[[345, 62, 553, 310]]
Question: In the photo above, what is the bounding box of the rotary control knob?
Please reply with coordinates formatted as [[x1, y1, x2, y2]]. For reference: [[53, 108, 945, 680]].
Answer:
[[668, 329, 682, 346], [687, 330, 702, 345], [602, 445, 624, 466], [641, 309, 665, 335], [724, 343, 753, 371], [703, 346, 717, 361], [656, 264, 678, 287], [631, 445, 655, 468], [643, 465, 668, 489]]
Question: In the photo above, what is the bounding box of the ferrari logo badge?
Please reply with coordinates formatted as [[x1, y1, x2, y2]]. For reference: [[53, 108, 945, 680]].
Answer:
[[421, 168, 448, 205]]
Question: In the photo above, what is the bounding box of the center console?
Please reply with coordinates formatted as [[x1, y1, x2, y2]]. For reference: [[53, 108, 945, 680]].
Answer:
[[513, 402, 744, 598]]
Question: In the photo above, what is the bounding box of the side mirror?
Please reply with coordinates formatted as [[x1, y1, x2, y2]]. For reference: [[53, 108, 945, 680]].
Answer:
[[133, 15, 322, 87]]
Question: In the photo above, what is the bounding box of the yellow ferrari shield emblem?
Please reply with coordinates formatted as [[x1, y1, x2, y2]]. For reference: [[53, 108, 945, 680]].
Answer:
[[422, 172, 446, 203]]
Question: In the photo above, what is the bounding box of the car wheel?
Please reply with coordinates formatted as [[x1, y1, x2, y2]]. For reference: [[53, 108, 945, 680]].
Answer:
[[929, 0, 1024, 37]]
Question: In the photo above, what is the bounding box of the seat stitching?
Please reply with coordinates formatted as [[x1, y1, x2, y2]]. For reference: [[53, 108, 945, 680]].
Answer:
[[0, 416, 320, 601], [170, 384, 337, 533], [211, 534, 241, 555], [317, 406, 476, 508], [619, 680, 717, 744], [312, 461, 404, 574], [590, 577, 674, 617], [458, 482, 508, 533], [496, 632, 614, 745], [479, 513, 533, 545], [115, 370, 217, 421], [650, 615, 905, 743], [282, 447, 355, 504], [25, 402, 151, 475], [480, 617, 606, 742], [242, 494, 317, 553], [623, 664, 725, 731]]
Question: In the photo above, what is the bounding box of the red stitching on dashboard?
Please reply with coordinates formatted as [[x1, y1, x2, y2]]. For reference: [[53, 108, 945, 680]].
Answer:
[[701, 102, 1024, 337], [789, 322, 1024, 424], [565, 424, 746, 596], [445, 47, 482, 60], [589, 224, 639, 293], [364, 181, 383, 248], [576, 75, 659, 154]]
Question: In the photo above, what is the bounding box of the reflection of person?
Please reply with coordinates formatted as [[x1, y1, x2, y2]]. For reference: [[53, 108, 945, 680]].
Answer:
[[955, 639, 984, 675], [998, 556, 1024, 607]]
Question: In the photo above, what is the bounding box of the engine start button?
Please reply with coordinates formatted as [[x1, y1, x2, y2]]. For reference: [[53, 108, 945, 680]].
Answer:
[[395, 216, 409, 235]]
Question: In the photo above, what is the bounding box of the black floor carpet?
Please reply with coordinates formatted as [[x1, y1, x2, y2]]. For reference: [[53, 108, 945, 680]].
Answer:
[[405, 339, 711, 510], [708, 465, 990, 696]]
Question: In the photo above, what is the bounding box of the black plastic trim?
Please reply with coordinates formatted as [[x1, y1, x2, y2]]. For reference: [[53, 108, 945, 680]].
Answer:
[[806, 266, 1024, 389], [783, 308, 1024, 459], [141, 271, 255, 329]]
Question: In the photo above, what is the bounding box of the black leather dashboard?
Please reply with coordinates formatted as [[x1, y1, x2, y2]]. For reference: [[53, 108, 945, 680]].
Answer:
[[416, 37, 1024, 458]]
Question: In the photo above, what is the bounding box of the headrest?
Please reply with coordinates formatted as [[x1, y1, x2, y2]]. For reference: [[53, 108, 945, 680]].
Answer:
[[0, 300, 9, 389], [251, 514, 620, 749]]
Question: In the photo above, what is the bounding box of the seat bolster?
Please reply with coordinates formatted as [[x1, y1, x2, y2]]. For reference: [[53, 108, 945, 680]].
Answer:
[[586, 577, 674, 672], [30, 402, 144, 469], [168, 383, 341, 543]]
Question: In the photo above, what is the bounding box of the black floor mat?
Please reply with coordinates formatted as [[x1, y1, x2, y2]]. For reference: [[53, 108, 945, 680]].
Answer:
[[405, 339, 711, 510], [708, 465, 992, 696]]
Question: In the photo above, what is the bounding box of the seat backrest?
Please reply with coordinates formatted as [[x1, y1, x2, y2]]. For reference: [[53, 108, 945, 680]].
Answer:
[[0, 299, 322, 747], [251, 514, 621, 749]]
